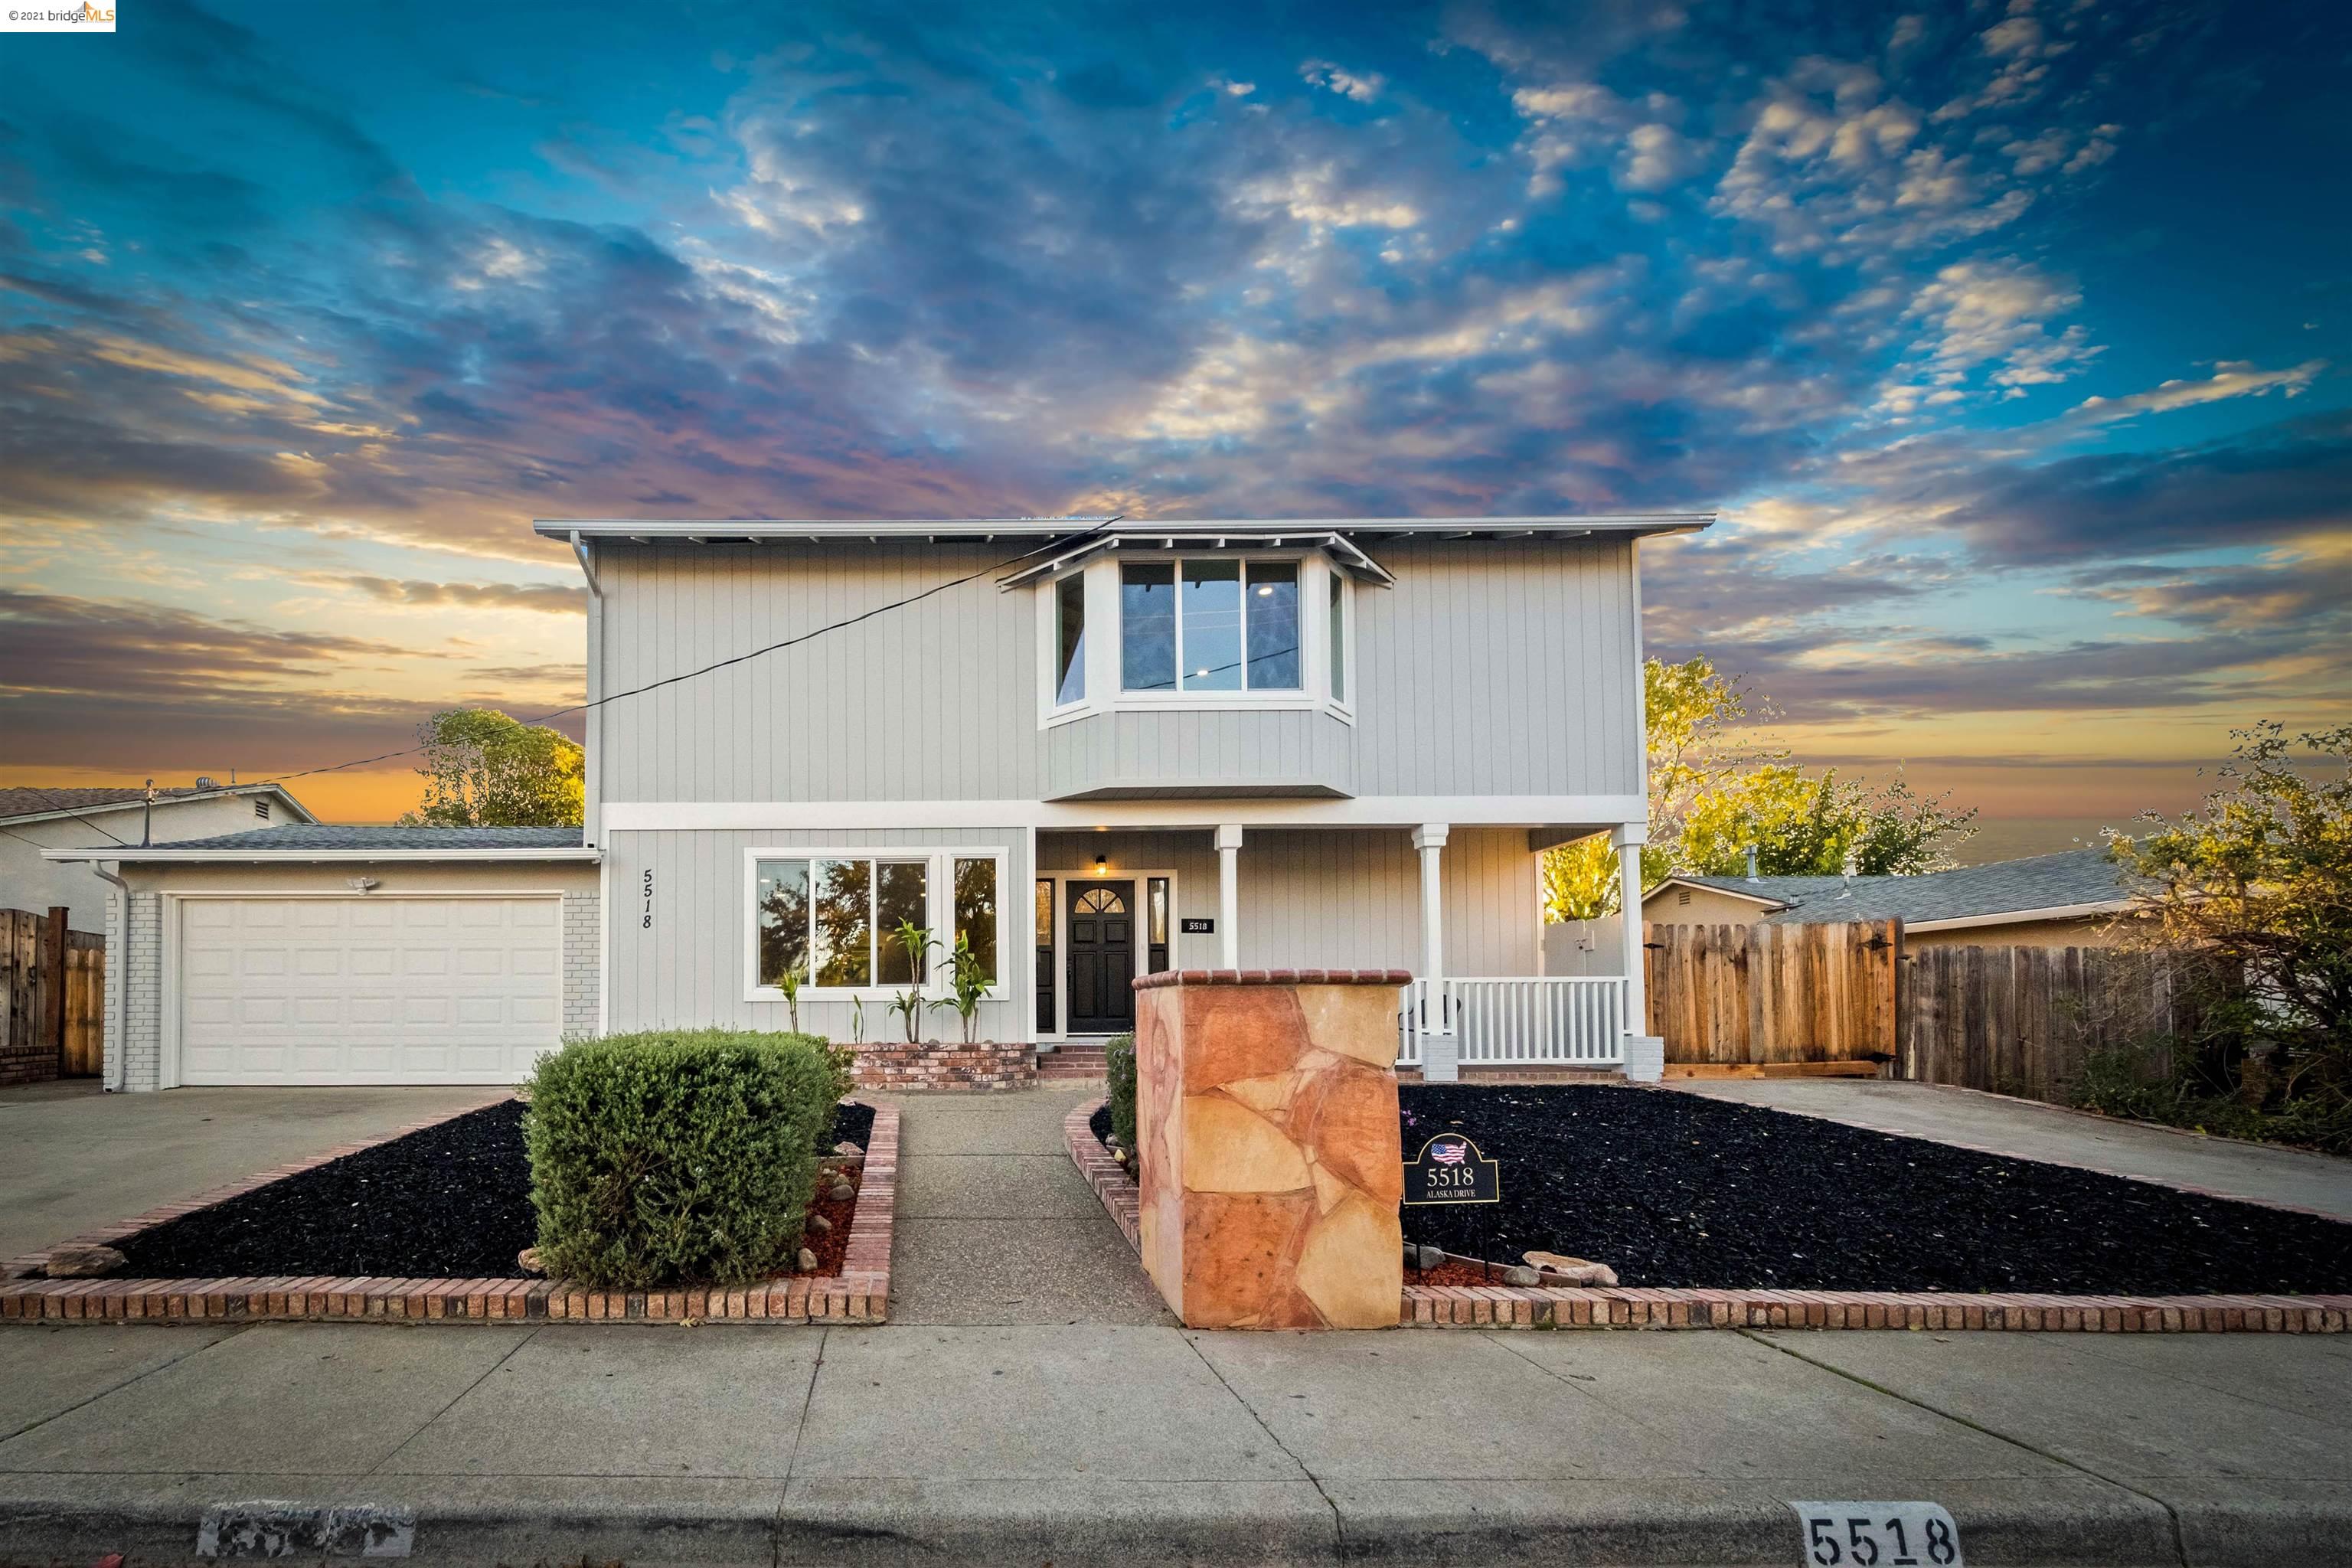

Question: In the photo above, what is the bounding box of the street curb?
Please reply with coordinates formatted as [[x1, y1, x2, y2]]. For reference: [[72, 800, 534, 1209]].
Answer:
[[1063, 1097, 2352, 1334], [10, 1476, 2341, 1566]]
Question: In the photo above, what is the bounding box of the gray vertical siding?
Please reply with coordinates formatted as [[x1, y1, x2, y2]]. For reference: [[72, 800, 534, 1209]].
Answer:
[[593, 536, 1642, 805], [597, 543, 1042, 806]]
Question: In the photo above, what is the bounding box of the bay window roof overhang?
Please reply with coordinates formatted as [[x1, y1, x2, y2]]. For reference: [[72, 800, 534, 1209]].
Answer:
[[997, 529, 1397, 590]]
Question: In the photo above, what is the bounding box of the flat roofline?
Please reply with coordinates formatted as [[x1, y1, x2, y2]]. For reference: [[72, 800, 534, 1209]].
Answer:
[[41, 848, 603, 864], [534, 513, 1715, 544]]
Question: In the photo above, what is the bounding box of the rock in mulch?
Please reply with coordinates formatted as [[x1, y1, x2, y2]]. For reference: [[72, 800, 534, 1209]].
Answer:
[[44, 1244, 126, 1279]]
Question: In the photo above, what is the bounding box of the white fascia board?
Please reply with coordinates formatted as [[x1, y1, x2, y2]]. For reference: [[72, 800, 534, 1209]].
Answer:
[[1904, 900, 2132, 933], [535, 513, 1714, 544], [602, 796, 1648, 831], [1644, 878, 1788, 910], [40, 848, 603, 864]]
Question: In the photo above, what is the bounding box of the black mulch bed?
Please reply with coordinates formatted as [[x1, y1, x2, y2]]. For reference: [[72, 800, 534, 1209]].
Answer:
[[109, 1099, 877, 1281], [1090, 1087, 2352, 1294], [1399, 1086, 2352, 1295]]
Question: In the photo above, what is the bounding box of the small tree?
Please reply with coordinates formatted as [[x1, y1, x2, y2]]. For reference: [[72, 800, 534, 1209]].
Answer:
[[399, 708, 583, 828], [2111, 723, 2352, 1108], [1542, 655, 1975, 919]]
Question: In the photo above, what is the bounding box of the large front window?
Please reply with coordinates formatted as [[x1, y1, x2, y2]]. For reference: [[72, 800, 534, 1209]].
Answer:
[[753, 849, 1007, 997], [1121, 558, 1301, 693]]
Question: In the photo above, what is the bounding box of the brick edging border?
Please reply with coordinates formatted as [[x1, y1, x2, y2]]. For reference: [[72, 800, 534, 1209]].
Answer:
[[1060, 1097, 2351, 1334], [0, 1102, 898, 1327]]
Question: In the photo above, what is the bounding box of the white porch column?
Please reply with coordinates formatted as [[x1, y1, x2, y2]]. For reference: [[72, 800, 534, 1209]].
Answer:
[[1214, 823, 1243, 969], [1612, 824, 1664, 1082], [1413, 823, 1457, 1083]]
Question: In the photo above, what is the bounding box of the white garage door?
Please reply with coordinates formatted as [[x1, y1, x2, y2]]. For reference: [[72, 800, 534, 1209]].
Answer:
[[178, 897, 562, 1085]]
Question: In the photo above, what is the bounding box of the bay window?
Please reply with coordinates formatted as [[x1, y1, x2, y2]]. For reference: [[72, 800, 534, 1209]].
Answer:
[[1120, 558, 1303, 694]]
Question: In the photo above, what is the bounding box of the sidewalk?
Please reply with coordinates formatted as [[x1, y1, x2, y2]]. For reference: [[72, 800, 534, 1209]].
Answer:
[[3, 1315, 2347, 1564]]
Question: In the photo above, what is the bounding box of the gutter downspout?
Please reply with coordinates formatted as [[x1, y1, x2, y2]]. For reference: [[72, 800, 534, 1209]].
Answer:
[[90, 863, 129, 1093], [570, 531, 603, 851]]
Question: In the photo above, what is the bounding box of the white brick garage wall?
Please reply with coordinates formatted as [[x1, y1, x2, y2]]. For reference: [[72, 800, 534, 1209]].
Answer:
[[100, 859, 599, 1091]]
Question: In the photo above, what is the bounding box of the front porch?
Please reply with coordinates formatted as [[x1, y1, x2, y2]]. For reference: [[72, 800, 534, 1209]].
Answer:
[[1032, 822, 1660, 1080]]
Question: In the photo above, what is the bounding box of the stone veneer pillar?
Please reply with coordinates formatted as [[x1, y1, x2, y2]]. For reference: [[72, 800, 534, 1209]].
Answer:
[[1132, 968, 1410, 1329]]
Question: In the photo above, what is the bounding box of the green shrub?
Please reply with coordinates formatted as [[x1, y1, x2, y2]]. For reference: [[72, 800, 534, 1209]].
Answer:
[[524, 1028, 851, 1288], [1105, 1031, 1138, 1151], [2070, 1037, 2352, 1157]]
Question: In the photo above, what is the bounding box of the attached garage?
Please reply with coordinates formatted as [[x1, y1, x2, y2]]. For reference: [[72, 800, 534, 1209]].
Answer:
[[178, 895, 563, 1085], [47, 827, 600, 1091]]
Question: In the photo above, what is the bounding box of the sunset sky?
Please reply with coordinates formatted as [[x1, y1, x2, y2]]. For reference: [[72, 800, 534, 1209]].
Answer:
[[2, 0, 2346, 844]]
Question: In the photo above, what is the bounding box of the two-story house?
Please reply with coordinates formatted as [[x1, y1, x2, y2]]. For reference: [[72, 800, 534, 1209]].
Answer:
[[54, 514, 1704, 1090]]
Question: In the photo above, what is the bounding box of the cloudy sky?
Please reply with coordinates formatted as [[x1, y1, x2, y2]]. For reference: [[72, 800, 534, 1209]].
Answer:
[[2, 0, 2345, 837]]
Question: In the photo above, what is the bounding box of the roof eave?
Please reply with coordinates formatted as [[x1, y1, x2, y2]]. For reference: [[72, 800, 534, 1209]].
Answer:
[[1905, 900, 2134, 933], [0, 783, 315, 831], [1647, 877, 1791, 910], [535, 513, 1717, 545], [41, 848, 603, 864]]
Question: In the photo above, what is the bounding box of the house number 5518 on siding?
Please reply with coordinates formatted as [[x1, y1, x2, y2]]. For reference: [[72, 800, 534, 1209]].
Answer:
[[1788, 1503, 1961, 1567], [642, 869, 654, 929]]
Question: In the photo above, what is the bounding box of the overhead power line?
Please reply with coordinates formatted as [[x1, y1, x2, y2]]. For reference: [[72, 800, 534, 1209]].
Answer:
[[242, 520, 1121, 791]]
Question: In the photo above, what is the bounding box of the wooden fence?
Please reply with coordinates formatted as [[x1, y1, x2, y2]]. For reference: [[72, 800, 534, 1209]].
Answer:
[[1898, 944, 2197, 1102], [1645, 920, 1900, 1065], [1, 907, 104, 1086]]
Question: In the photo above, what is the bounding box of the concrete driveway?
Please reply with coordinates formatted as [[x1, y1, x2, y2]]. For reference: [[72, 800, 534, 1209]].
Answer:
[[0, 1082, 513, 1262], [1669, 1077, 2352, 1220]]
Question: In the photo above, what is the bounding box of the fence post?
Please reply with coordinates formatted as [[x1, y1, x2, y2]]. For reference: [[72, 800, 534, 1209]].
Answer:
[[42, 906, 69, 1067]]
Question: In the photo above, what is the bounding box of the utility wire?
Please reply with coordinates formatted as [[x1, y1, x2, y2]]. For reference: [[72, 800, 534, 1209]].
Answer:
[[240, 519, 1122, 790], [0, 788, 134, 847]]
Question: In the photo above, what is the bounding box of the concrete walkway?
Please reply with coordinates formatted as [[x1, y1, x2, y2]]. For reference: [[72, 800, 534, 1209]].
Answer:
[[0, 1082, 514, 1262], [1671, 1078, 2352, 1220], [1, 1318, 2345, 1565], [869, 1086, 1173, 1325]]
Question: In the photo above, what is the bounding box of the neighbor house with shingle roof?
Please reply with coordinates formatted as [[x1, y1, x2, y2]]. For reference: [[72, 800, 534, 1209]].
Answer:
[[1641, 848, 2138, 948], [0, 782, 314, 933]]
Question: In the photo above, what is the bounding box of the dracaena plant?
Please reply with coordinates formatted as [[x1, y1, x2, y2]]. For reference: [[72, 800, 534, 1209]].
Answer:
[[887, 919, 937, 1044], [775, 965, 803, 1033], [926, 932, 991, 1044]]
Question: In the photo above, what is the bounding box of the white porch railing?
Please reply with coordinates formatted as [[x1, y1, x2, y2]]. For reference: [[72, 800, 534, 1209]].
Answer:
[[1396, 976, 1628, 1069]]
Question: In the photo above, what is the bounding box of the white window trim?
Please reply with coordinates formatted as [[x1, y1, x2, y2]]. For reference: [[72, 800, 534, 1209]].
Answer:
[[741, 845, 1011, 1005], [1037, 547, 1354, 725]]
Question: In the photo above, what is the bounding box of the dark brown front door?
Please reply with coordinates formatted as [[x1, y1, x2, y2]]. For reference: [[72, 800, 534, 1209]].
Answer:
[[1066, 880, 1135, 1034]]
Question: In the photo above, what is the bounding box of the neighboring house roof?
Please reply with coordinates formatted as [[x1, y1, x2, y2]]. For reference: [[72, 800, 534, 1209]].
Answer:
[[1647, 848, 2132, 932], [534, 513, 1716, 546], [0, 782, 316, 829], [41, 825, 595, 862]]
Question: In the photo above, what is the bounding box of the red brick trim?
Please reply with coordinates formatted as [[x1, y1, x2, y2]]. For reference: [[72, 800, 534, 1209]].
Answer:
[[1063, 1099, 1138, 1250], [0, 1102, 897, 1327], [849, 1040, 1034, 1093], [1061, 1098, 2351, 1334], [1132, 968, 1413, 990]]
